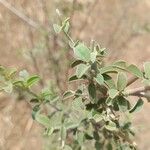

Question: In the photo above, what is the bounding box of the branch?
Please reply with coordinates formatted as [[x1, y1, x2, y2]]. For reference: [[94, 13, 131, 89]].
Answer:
[[125, 86, 150, 98], [0, 0, 40, 28]]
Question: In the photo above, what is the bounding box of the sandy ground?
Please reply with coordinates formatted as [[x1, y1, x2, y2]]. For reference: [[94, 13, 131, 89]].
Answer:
[[0, 0, 150, 149]]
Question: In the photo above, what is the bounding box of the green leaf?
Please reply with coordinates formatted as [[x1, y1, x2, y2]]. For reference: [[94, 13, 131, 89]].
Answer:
[[99, 66, 120, 74], [103, 74, 116, 89], [63, 90, 74, 99], [63, 145, 72, 150], [107, 143, 113, 150], [127, 64, 143, 78], [35, 113, 51, 128], [105, 121, 117, 131], [3, 81, 13, 93], [113, 60, 127, 69], [108, 89, 119, 99], [117, 97, 128, 112], [88, 83, 96, 102], [76, 64, 90, 78], [69, 75, 78, 82], [129, 98, 144, 113], [93, 131, 100, 141], [73, 43, 91, 62], [27, 75, 40, 87], [63, 21, 70, 33], [61, 125, 67, 141], [144, 62, 150, 79], [76, 132, 85, 146], [95, 142, 102, 150], [65, 122, 79, 130], [32, 105, 40, 120], [106, 97, 112, 106], [71, 60, 84, 68], [92, 113, 103, 123], [72, 97, 85, 110], [44, 127, 54, 136], [90, 49, 97, 63], [95, 73, 104, 85], [117, 72, 127, 91], [53, 24, 62, 33]]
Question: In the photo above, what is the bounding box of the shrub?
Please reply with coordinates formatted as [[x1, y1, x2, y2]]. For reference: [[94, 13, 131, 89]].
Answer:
[[0, 18, 150, 150]]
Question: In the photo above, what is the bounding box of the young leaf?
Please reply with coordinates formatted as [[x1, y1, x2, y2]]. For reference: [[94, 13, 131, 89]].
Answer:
[[94, 73, 104, 85], [53, 24, 62, 33], [127, 64, 143, 78], [129, 98, 144, 113], [19, 70, 29, 79], [76, 64, 90, 78], [64, 21, 70, 33], [108, 89, 119, 99], [73, 43, 91, 62], [144, 62, 150, 79], [90, 49, 97, 63], [117, 72, 127, 91], [27, 75, 40, 87]]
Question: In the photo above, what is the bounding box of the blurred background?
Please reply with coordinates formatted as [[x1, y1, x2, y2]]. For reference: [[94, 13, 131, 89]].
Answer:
[[0, 0, 150, 149]]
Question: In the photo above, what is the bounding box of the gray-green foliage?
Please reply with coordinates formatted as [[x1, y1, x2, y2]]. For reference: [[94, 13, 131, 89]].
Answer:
[[0, 18, 150, 150]]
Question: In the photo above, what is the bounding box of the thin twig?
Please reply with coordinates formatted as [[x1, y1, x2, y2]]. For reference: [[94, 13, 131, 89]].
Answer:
[[77, 0, 97, 39], [0, 0, 40, 28], [125, 86, 150, 97], [28, 30, 45, 87]]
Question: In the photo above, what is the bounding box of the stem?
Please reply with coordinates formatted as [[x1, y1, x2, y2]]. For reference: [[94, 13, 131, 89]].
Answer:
[[63, 31, 74, 44], [125, 86, 150, 97], [26, 88, 62, 111]]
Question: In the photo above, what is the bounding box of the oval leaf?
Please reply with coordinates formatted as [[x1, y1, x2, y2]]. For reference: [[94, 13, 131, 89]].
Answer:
[[129, 98, 144, 113], [144, 62, 150, 79], [76, 64, 90, 78], [108, 89, 119, 99], [27, 75, 40, 87], [73, 43, 91, 62], [95, 73, 104, 85], [117, 72, 127, 91], [35, 113, 51, 128], [127, 64, 143, 78]]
